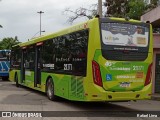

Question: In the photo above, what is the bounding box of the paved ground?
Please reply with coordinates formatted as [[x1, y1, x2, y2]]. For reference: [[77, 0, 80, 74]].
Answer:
[[151, 93, 160, 101], [0, 80, 160, 120]]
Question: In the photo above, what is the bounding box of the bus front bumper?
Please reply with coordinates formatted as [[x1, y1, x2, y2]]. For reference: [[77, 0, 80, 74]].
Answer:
[[0, 72, 9, 77]]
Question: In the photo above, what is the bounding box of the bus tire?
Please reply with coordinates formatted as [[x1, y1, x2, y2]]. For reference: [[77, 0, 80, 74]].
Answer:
[[46, 78, 57, 101], [15, 74, 19, 87]]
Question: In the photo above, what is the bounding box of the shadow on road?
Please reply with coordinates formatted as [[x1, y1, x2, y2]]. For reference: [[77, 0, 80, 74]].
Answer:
[[52, 98, 137, 111], [0, 79, 138, 112], [0, 78, 9, 82]]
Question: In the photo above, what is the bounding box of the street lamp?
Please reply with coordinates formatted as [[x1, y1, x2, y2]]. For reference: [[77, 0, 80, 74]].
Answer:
[[37, 11, 44, 36], [98, 0, 102, 17]]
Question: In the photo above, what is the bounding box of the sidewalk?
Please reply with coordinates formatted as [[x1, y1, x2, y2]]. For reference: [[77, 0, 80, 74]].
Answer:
[[151, 93, 160, 101]]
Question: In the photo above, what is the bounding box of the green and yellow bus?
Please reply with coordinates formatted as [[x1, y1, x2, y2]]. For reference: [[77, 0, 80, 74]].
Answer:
[[9, 17, 153, 101]]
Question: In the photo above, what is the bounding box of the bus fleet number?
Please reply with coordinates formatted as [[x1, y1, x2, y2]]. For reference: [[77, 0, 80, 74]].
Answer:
[[133, 66, 144, 71], [64, 64, 72, 70]]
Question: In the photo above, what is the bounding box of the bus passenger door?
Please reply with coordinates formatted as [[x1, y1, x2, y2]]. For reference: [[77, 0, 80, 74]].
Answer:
[[21, 49, 26, 83], [34, 45, 42, 87]]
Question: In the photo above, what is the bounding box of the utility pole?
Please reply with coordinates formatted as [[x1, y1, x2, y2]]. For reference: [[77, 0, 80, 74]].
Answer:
[[37, 11, 44, 36], [98, 0, 102, 17]]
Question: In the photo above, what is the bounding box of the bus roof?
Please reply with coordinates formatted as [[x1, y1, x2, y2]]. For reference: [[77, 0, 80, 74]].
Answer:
[[16, 17, 147, 48], [0, 50, 11, 52], [18, 18, 92, 47]]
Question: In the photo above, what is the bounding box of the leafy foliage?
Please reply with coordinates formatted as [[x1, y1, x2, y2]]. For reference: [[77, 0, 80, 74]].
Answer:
[[105, 0, 129, 18], [127, 0, 146, 20], [105, 0, 159, 20], [0, 36, 21, 49], [145, 0, 159, 12]]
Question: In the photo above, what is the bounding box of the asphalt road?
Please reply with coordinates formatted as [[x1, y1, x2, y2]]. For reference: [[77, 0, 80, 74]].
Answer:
[[0, 80, 160, 120]]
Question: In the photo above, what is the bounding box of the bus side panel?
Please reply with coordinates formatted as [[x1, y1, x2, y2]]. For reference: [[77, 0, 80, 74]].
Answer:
[[9, 70, 21, 83], [41, 72, 87, 101], [82, 19, 102, 101], [9, 70, 16, 82], [41, 73, 70, 99], [23, 71, 35, 88], [69, 76, 86, 101]]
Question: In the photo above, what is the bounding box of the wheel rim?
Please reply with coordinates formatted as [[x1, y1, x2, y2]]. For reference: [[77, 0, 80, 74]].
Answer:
[[47, 80, 53, 98]]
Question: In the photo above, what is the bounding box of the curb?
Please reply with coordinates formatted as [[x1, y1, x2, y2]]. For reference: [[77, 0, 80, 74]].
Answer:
[[151, 96, 160, 101]]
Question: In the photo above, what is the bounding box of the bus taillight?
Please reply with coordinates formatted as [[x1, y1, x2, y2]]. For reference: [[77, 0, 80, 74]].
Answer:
[[92, 60, 102, 87], [144, 63, 152, 86]]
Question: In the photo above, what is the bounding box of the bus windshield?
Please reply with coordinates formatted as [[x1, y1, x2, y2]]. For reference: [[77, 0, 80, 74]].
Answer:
[[100, 22, 150, 61], [0, 51, 10, 61]]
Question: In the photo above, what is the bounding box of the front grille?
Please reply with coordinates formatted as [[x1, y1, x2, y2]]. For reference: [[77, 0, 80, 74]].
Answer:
[[102, 50, 148, 61]]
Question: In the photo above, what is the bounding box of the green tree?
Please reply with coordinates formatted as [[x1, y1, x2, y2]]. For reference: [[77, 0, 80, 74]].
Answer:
[[105, 0, 129, 18], [145, 0, 159, 12], [105, 0, 146, 20], [127, 0, 146, 20], [105, 0, 159, 20], [0, 36, 21, 49], [64, 0, 159, 23]]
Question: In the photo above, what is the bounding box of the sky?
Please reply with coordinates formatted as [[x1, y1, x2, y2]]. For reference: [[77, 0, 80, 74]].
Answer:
[[0, 0, 98, 42]]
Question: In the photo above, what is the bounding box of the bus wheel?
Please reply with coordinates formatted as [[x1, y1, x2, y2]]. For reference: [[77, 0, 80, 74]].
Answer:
[[46, 78, 57, 101], [15, 74, 19, 87]]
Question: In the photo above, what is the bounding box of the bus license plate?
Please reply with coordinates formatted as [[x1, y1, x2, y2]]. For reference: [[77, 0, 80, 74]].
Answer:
[[120, 82, 130, 88]]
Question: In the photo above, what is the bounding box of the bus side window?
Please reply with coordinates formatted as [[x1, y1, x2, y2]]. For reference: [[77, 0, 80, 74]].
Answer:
[[24, 46, 35, 70], [71, 30, 89, 76], [41, 39, 55, 72]]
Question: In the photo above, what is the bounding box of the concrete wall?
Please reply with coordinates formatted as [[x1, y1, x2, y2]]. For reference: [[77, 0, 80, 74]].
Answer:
[[141, 6, 160, 27], [153, 33, 160, 48], [152, 33, 160, 93]]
